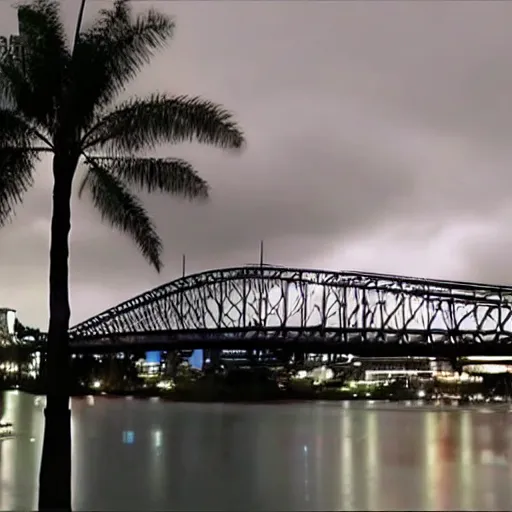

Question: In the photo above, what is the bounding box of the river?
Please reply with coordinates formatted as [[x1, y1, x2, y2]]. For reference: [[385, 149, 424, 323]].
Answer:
[[1, 391, 512, 511]]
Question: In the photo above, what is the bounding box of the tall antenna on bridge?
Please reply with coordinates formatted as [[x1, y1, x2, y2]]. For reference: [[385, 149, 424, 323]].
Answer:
[[182, 254, 186, 278], [259, 240, 264, 268]]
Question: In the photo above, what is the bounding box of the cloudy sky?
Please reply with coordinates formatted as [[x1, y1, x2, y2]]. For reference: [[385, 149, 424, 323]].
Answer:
[[1, 0, 512, 329]]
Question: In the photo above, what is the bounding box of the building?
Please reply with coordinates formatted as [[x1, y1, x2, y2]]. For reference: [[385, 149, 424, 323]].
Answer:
[[0, 308, 16, 346]]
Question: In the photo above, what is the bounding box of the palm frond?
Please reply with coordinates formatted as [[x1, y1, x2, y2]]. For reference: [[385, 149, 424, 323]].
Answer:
[[89, 156, 209, 200], [83, 94, 245, 153], [0, 148, 38, 226], [17, 0, 68, 57], [79, 160, 163, 271], [0, 56, 40, 124], [0, 107, 53, 150], [0, 109, 33, 146], [13, 0, 69, 132], [70, 0, 174, 130]]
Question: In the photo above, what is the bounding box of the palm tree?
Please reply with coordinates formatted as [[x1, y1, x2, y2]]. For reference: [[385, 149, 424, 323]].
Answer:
[[0, 0, 245, 510]]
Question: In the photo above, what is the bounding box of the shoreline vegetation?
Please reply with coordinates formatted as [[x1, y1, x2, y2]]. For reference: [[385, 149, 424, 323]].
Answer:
[[1, 351, 509, 404], [1, 372, 506, 404]]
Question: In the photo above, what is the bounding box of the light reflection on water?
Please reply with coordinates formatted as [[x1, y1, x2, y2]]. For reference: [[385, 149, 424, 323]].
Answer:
[[1, 392, 512, 511]]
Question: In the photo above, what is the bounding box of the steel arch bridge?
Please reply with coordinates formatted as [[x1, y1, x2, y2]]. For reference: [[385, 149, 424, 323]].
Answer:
[[66, 265, 512, 357]]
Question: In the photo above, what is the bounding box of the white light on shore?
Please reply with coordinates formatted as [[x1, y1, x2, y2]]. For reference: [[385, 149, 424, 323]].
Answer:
[[156, 380, 173, 390]]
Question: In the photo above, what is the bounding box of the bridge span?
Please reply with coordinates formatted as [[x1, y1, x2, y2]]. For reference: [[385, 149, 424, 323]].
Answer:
[[64, 265, 512, 357]]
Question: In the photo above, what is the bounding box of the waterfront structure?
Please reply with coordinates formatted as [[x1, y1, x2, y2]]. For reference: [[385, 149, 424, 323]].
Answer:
[[0, 308, 16, 346]]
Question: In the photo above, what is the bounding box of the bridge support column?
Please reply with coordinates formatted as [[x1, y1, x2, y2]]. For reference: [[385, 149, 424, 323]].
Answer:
[[164, 351, 180, 379], [277, 349, 293, 368], [449, 357, 463, 374], [294, 351, 305, 365], [39, 350, 47, 386], [246, 349, 257, 364], [203, 349, 222, 370]]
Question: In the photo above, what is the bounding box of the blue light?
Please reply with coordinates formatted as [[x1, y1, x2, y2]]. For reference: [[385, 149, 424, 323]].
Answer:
[[188, 350, 203, 369], [122, 430, 135, 444], [145, 351, 161, 364]]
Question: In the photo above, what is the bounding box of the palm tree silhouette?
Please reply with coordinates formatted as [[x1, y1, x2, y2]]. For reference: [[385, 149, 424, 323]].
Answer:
[[0, 1, 245, 509]]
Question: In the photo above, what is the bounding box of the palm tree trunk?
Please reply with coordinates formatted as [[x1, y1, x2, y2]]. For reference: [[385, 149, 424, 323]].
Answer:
[[38, 158, 74, 512]]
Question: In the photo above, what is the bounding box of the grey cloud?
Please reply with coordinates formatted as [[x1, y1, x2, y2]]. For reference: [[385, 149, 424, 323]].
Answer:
[[1, 1, 512, 328], [455, 210, 512, 287]]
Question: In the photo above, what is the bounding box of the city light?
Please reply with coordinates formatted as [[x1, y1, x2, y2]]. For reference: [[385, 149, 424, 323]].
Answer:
[[122, 431, 135, 445], [0, 362, 18, 373], [156, 380, 174, 390], [463, 364, 512, 375], [0, 423, 14, 437]]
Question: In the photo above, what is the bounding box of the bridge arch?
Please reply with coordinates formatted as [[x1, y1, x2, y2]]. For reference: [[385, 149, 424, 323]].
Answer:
[[68, 265, 512, 353]]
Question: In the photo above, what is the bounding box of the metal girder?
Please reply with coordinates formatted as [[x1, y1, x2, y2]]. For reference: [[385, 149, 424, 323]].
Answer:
[[67, 265, 512, 349]]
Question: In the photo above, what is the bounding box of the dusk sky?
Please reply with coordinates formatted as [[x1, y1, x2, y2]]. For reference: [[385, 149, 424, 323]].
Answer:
[[1, 0, 512, 329]]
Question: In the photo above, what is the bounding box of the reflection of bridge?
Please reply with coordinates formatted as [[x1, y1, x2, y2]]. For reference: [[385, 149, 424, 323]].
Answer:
[[62, 265, 512, 357]]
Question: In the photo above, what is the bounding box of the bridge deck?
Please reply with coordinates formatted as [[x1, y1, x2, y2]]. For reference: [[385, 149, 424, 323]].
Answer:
[[35, 265, 512, 357]]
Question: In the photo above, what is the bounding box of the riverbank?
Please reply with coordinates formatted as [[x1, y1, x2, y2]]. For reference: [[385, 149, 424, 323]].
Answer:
[[0, 381, 406, 401], [1, 381, 496, 404]]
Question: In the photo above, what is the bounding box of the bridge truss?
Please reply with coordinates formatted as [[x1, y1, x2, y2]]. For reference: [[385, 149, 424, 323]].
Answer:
[[68, 266, 512, 355]]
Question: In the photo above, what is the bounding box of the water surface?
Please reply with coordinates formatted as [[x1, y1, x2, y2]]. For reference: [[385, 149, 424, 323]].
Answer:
[[1, 391, 512, 511]]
